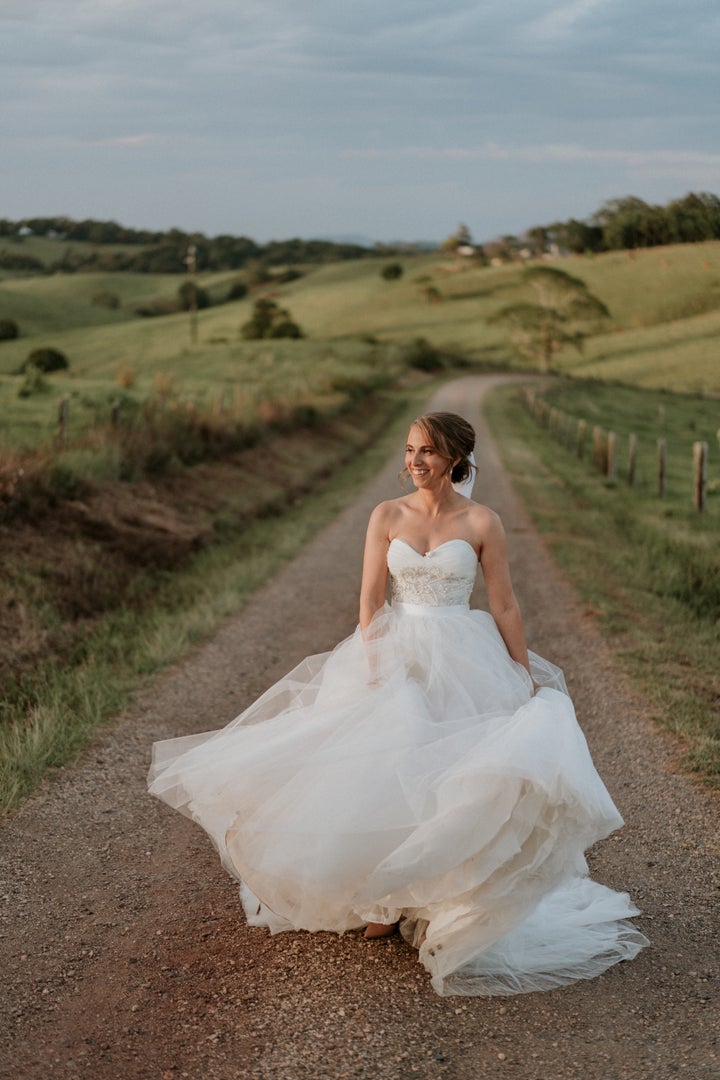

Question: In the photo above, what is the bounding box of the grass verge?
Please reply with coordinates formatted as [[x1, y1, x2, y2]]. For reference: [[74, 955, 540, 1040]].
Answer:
[[0, 383, 432, 814], [484, 381, 720, 788]]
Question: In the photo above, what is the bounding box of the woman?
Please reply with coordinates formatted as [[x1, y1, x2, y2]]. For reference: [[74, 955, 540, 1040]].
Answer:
[[148, 411, 647, 996]]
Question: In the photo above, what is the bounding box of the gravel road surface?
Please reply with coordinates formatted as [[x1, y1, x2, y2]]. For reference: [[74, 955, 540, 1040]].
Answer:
[[1, 375, 718, 1080]]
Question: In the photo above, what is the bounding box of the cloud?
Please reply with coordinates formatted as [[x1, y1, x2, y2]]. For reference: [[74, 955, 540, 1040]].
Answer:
[[1, 0, 719, 238]]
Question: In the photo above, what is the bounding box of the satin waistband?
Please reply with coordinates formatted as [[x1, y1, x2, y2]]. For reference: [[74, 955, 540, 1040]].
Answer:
[[392, 601, 470, 618]]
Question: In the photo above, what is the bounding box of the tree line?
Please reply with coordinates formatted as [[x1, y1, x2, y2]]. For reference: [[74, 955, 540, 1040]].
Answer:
[[519, 191, 720, 257], [0, 217, 378, 275]]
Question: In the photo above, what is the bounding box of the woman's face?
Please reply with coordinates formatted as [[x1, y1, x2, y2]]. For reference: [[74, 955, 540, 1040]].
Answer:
[[405, 425, 450, 489]]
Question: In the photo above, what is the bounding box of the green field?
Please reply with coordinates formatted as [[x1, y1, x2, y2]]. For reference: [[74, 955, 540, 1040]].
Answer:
[[1, 240, 719, 455], [1, 233, 720, 803]]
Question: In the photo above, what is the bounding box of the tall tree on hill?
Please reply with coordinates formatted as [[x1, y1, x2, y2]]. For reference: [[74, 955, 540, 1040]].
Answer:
[[489, 266, 610, 372]]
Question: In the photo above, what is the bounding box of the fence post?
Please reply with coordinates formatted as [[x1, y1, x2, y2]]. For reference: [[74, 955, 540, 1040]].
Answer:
[[549, 407, 558, 436], [111, 399, 121, 428], [657, 438, 666, 498], [558, 411, 567, 445], [592, 426, 604, 472], [606, 431, 617, 480], [577, 419, 587, 459], [693, 441, 708, 511], [58, 398, 70, 446], [627, 433, 637, 487]]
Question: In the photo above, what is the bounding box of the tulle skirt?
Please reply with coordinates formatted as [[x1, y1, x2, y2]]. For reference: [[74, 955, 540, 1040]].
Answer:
[[148, 601, 648, 995]]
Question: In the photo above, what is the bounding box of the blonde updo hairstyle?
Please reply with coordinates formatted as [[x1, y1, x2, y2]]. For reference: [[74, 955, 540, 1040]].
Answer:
[[404, 411, 476, 485]]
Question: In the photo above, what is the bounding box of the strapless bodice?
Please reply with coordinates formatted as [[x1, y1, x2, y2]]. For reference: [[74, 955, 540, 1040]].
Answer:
[[387, 538, 478, 607]]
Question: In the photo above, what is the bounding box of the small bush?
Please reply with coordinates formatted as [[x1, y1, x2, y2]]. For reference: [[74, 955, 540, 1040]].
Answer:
[[268, 317, 303, 339], [241, 298, 304, 340], [17, 364, 49, 398], [177, 281, 211, 310], [116, 366, 136, 389], [133, 300, 179, 318], [402, 337, 445, 372], [381, 262, 403, 281], [226, 280, 248, 302], [22, 347, 69, 373], [91, 290, 120, 310], [273, 268, 303, 284], [0, 318, 19, 341]]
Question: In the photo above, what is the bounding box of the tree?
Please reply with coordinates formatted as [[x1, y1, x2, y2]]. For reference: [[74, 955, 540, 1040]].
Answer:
[[489, 266, 609, 372], [240, 298, 303, 340], [547, 219, 604, 255], [592, 196, 672, 250], [21, 347, 69, 373]]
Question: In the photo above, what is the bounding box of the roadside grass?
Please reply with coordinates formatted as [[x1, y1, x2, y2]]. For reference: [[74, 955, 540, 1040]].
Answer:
[[484, 382, 720, 786], [0, 336, 408, 450], [0, 386, 428, 814]]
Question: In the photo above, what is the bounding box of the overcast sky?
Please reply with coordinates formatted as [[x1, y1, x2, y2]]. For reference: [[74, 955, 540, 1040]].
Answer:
[[2, 0, 719, 243]]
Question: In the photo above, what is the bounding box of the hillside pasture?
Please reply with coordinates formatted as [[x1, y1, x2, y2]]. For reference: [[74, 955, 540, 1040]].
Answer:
[[1, 241, 720, 455]]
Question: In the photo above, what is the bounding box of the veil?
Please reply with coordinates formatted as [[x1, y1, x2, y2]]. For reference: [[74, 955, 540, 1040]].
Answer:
[[451, 451, 476, 499]]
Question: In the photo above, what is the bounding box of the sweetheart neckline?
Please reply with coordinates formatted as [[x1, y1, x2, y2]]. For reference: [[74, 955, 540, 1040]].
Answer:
[[390, 537, 477, 559]]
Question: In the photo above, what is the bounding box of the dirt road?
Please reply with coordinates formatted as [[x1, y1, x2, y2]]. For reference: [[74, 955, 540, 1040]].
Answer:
[[2, 376, 718, 1080]]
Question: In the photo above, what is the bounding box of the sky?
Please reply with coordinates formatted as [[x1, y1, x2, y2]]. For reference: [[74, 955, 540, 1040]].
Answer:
[[2, 0, 719, 244]]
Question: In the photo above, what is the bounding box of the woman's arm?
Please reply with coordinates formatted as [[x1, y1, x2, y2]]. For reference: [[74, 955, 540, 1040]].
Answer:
[[477, 509, 536, 688], [359, 503, 391, 633]]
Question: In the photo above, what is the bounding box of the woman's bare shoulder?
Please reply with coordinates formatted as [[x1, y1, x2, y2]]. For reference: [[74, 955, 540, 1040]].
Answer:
[[466, 501, 505, 538], [366, 496, 412, 534]]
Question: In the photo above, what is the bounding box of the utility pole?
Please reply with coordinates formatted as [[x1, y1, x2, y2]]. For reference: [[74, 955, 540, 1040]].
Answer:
[[184, 243, 198, 345]]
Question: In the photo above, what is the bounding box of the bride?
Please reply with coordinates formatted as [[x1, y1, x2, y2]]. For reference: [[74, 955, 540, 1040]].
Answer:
[[148, 410, 648, 996]]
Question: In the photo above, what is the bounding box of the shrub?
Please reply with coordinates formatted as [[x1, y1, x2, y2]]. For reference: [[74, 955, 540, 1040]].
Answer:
[[116, 366, 136, 389], [133, 299, 179, 318], [273, 268, 303, 284], [268, 316, 303, 339], [402, 337, 444, 372], [22, 347, 69, 373], [17, 364, 49, 398], [241, 298, 304, 340], [227, 280, 248, 302], [0, 318, 19, 341], [381, 262, 403, 281], [177, 281, 211, 310], [91, 290, 120, 309]]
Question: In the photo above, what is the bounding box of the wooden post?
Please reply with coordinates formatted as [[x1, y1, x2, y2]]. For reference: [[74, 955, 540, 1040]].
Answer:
[[184, 244, 198, 345], [657, 438, 666, 498], [627, 433, 638, 487], [549, 407, 558, 436], [693, 441, 708, 511], [58, 398, 70, 445], [606, 431, 617, 480], [577, 419, 587, 459], [592, 426, 604, 472], [111, 399, 121, 428], [557, 411, 566, 444]]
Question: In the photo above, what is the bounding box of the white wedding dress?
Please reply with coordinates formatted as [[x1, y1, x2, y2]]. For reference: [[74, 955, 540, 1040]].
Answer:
[[148, 536, 648, 996]]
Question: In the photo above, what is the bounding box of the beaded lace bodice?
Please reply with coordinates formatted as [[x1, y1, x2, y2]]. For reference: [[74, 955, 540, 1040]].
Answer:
[[387, 538, 477, 607]]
